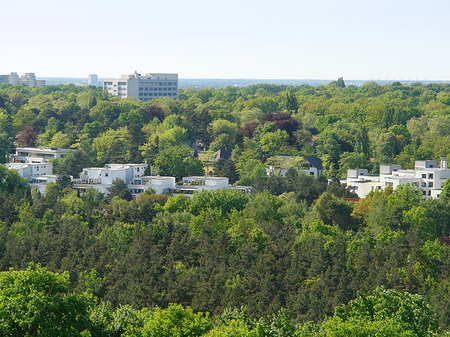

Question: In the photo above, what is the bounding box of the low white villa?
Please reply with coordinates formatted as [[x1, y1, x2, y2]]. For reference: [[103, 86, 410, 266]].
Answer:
[[5, 162, 56, 194], [10, 147, 71, 163], [174, 176, 229, 196], [343, 159, 450, 199], [72, 163, 175, 197], [265, 155, 324, 178]]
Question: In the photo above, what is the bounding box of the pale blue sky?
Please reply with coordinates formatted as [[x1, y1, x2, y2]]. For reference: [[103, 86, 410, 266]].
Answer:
[[1, 0, 450, 79]]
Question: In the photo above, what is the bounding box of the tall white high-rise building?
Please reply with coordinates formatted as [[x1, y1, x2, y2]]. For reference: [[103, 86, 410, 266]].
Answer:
[[103, 71, 178, 101], [88, 74, 99, 86]]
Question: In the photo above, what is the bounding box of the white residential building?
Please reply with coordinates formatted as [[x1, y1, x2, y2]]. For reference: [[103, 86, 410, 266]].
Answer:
[[103, 71, 178, 101], [0, 72, 19, 85], [10, 147, 71, 163], [265, 155, 324, 178], [5, 160, 244, 198], [73, 163, 176, 197], [5, 162, 53, 178], [174, 176, 229, 196], [0, 72, 45, 87], [88, 74, 99, 86], [343, 160, 450, 199], [5, 162, 56, 194]]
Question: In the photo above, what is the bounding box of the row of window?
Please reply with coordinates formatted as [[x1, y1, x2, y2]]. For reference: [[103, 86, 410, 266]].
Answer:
[[138, 81, 176, 86], [139, 87, 176, 91], [139, 93, 177, 97]]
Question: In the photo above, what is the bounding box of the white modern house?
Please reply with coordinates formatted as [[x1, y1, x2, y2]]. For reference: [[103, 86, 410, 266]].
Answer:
[[5, 162, 53, 178], [103, 71, 178, 101], [72, 163, 176, 197], [343, 159, 450, 199], [265, 155, 324, 178], [5, 162, 56, 194], [174, 176, 229, 196], [10, 147, 71, 163]]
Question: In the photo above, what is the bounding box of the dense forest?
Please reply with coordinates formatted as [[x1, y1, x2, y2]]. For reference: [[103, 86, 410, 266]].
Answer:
[[3, 81, 450, 335]]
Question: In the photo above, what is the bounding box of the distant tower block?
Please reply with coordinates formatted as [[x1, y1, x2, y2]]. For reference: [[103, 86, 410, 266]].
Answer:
[[88, 74, 99, 86]]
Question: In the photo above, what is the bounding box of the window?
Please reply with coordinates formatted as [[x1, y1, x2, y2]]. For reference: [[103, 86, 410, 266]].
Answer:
[[428, 173, 434, 179], [421, 182, 426, 187], [429, 182, 433, 187], [105, 173, 108, 177], [428, 190, 431, 196], [422, 174, 426, 178]]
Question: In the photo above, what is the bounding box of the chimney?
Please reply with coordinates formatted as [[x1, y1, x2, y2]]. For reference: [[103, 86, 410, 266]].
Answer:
[[441, 158, 447, 170]]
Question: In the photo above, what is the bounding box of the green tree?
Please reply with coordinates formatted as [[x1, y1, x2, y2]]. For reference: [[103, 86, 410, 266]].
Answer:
[[107, 178, 133, 202], [0, 264, 93, 336], [140, 304, 213, 337], [154, 146, 204, 180], [319, 287, 438, 337], [285, 90, 298, 113]]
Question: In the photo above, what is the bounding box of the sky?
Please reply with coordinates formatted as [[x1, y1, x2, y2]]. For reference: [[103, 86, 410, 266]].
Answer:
[[1, 0, 450, 80]]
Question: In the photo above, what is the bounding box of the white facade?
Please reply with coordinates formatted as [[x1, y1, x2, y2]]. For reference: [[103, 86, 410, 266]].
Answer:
[[0, 72, 19, 85], [5, 162, 53, 179], [0, 73, 45, 87], [129, 176, 176, 195], [174, 176, 229, 196], [73, 163, 176, 197], [5, 160, 242, 198], [88, 74, 99, 86], [343, 160, 450, 199], [5, 163, 55, 194], [103, 71, 178, 101], [11, 147, 71, 163]]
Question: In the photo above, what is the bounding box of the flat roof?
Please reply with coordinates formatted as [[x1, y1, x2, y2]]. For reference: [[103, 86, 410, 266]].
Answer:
[[15, 147, 70, 153]]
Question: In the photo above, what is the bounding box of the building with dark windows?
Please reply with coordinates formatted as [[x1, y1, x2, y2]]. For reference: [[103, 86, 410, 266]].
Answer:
[[103, 71, 178, 101]]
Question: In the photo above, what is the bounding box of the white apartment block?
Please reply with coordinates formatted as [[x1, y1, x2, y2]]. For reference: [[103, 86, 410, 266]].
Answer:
[[0, 72, 45, 87], [11, 147, 71, 163], [343, 159, 450, 199], [103, 71, 178, 101]]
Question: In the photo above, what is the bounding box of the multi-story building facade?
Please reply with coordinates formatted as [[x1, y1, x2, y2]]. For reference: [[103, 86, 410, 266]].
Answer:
[[0, 72, 19, 85], [103, 71, 178, 101], [0, 72, 45, 87], [88, 74, 99, 86], [343, 159, 450, 199]]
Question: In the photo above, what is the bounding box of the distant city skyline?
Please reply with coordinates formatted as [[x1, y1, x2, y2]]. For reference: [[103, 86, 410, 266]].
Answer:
[[2, 0, 450, 80]]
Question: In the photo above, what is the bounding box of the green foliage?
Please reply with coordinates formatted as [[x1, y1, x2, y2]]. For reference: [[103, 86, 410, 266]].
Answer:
[[140, 304, 213, 337], [0, 263, 93, 336], [189, 189, 250, 216], [107, 178, 133, 202], [4, 82, 450, 334], [320, 287, 438, 337], [154, 146, 204, 180]]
